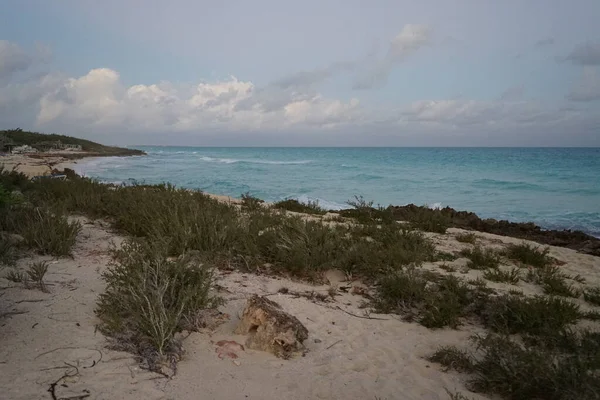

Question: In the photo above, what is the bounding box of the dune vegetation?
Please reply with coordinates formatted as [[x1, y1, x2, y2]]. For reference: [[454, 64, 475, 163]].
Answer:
[[1, 167, 599, 400]]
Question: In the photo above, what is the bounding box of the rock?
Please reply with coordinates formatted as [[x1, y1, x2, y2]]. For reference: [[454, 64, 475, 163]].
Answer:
[[235, 295, 309, 359]]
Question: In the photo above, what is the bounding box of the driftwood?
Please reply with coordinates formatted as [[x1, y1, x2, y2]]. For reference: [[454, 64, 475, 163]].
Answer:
[[235, 295, 308, 359]]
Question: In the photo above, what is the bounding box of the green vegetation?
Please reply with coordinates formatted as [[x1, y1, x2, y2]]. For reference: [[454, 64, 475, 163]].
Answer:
[[526, 265, 581, 298], [240, 192, 264, 212], [505, 242, 552, 267], [96, 239, 220, 365], [482, 267, 521, 284], [26, 261, 49, 292], [455, 232, 477, 244], [584, 286, 600, 306], [1, 128, 144, 156], [374, 270, 484, 328], [273, 199, 327, 215], [460, 246, 501, 270], [428, 346, 473, 372], [482, 295, 580, 335]]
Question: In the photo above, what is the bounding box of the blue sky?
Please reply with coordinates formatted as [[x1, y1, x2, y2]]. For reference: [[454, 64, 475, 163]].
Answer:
[[1, 0, 599, 146]]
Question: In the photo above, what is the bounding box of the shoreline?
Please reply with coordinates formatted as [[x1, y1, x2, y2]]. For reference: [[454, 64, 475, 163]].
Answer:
[[3, 152, 599, 256]]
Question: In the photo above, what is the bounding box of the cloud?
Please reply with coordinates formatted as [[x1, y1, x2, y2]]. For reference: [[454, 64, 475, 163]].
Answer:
[[498, 85, 525, 101], [534, 37, 555, 48], [272, 61, 355, 89], [561, 42, 600, 66], [0, 40, 32, 79], [567, 67, 600, 102], [32, 68, 361, 133], [353, 24, 431, 90], [0, 41, 52, 81]]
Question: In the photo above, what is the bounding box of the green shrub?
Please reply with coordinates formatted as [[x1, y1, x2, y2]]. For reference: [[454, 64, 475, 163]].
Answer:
[[407, 207, 451, 234], [0, 236, 18, 266], [468, 334, 600, 400], [455, 232, 477, 244], [583, 287, 600, 306], [240, 192, 264, 212], [526, 265, 580, 298], [27, 261, 49, 292], [9, 207, 81, 256], [273, 199, 326, 215], [96, 239, 220, 366], [482, 267, 520, 284], [461, 246, 501, 270], [482, 295, 580, 335], [427, 346, 474, 372], [505, 243, 552, 267]]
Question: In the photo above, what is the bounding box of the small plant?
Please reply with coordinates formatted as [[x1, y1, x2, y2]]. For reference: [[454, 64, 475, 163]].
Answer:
[[273, 199, 326, 215], [455, 232, 477, 244], [96, 239, 220, 371], [240, 192, 264, 212], [482, 267, 520, 284], [439, 263, 457, 273], [444, 390, 475, 400], [505, 243, 552, 267], [10, 207, 81, 256], [467, 333, 600, 400], [482, 295, 580, 335], [27, 261, 49, 292], [428, 346, 474, 372], [508, 289, 524, 296], [583, 287, 600, 306], [435, 251, 458, 262], [527, 266, 580, 298], [0, 237, 18, 266], [461, 246, 501, 270], [4, 269, 27, 283]]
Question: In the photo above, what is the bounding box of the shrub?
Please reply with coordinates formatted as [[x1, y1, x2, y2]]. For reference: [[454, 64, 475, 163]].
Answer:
[[526, 265, 580, 298], [407, 207, 451, 234], [273, 199, 326, 215], [0, 236, 18, 266], [341, 196, 394, 225], [96, 239, 220, 368], [482, 295, 580, 335], [455, 232, 477, 244], [9, 207, 81, 256], [427, 346, 474, 373], [461, 246, 501, 270], [482, 267, 520, 284], [584, 287, 600, 306], [374, 271, 484, 328], [468, 334, 600, 400], [240, 192, 264, 212], [505, 243, 552, 267], [27, 261, 49, 292]]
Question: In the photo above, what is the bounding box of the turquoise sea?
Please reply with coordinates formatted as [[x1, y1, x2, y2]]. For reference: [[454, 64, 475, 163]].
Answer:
[[73, 147, 600, 237]]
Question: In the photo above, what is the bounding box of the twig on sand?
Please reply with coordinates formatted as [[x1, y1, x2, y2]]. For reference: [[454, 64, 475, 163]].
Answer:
[[15, 299, 45, 303], [47, 362, 80, 400], [326, 340, 342, 350], [0, 310, 29, 318], [334, 306, 389, 321]]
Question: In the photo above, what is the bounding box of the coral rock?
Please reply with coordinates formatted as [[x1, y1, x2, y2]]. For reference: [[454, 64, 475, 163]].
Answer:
[[235, 295, 308, 359]]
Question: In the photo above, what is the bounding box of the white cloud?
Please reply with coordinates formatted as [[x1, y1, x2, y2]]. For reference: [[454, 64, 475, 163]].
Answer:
[[33, 69, 360, 133], [353, 24, 431, 90], [567, 67, 600, 102]]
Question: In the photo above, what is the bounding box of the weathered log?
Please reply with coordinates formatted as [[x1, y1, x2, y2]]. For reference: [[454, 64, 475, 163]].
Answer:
[[235, 295, 308, 359]]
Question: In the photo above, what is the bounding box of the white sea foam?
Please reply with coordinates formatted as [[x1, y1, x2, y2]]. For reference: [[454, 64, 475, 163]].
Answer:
[[292, 195, 348, 211], [198, 156, 312, 165]]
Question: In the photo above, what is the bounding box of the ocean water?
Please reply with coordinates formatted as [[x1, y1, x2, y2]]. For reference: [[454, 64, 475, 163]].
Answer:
[[72, 147, 600, 237]]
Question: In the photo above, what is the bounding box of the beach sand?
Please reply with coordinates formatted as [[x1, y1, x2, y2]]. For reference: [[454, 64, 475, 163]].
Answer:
[[1, 154, 599, 400]]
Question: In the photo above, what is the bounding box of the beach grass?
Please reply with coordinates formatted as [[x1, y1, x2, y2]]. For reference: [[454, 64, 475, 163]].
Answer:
[[460, 246, 501, 270], [273, 199, 327, 215], [505, 243, 552, 268]]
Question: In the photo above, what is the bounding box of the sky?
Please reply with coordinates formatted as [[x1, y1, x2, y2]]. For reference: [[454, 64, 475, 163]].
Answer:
[[1, 0, 599, 146]]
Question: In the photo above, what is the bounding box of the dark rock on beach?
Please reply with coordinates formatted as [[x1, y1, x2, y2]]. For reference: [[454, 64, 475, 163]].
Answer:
[[388, 204, 600, 257]]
